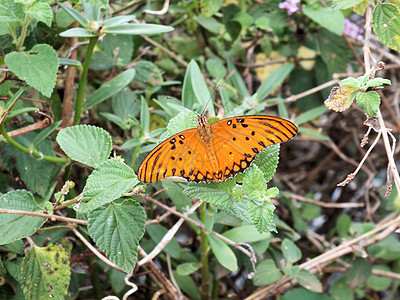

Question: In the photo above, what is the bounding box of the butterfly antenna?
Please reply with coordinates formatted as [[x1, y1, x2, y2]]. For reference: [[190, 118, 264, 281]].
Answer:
[[166, 96, 199, 116], [201, 84, 221, 116]]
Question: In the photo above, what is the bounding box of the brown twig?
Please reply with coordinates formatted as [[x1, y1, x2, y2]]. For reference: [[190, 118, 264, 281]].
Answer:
[[288, 193, 364, 208]]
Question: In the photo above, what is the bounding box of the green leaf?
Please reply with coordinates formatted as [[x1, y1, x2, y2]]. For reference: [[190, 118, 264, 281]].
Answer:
[[345, 258, 372, 289], [303, 6, 344, 36], [363, 77, 391, 89], [27, 2, 52, 27], [205, 58, 226, 80], [256, 63, 294, 101], [295, 105, 328, 125], [207, 234, 238, 272], [32, 120, 62, 147], [281, 288, 334, 300], [140, 97, 149, 135], [253, 144, 280, 183], [103, 15, 136, 27], [248, 199, 276, 233], [176, 262, 200, 276], [223, 225, 271, 243], [243, 165, 267, 194], [146, 224, 181, 259], [332, 0, 363, 10], [21, 243, 70, 300], [282, 239, 302, 263], [173, 271, 201, 300], [59, 28, 96, 37], [336, 213, 351, 237], [330, 276, 353, 300], [182, 60, 215, 115], [84, 0, 108, 10], [166, 110, 198, 137], [79, 159, 139, 213], [298, 127, 329, 141], [282, 264, 300, 277], [56, 125, 112, 168], [59, 58, 82, 70], [5, 44, 59, 97], [87, 199, 146, 273], [340, 77, 361, 89], [373, 3, 400, 51], [82, 0, 101, 21], [227, 59, 250, 100], [356, 91, 381, 118], [367, 265, 392, 291], [58, 3, 89, 27], [83, 69, 136, 110], [103, 24, 174, 35], [0, 190, 46, 244], [253, 259, 282, 286], [183, 182, 235, 207], [196, 15, 223, 34], [296, 269, 323, 292]]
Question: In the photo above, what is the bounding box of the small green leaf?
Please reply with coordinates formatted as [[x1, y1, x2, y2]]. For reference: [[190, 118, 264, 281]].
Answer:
[[227, 59, 250, 100], [266, 187, 279, 199], [373, 3, 400, 51], [173, 271, 201, 300], [253, 259, 282, 286], [83, 69, 136, 110], [336, 213, 351, 237], [282, 264, 300, 277], [367, 265, 392, 291], [332, 0, 363, 10], [340, 77, 361, 89], [103, 24, 174, 35], [176, 262, 200, 276], [363, 77, 391, 89], [58, 3, 89, 27], [356, 91, 381, 117], [296, 269, 323, 292], [27, 2, 52, 27], [196, 15, 223, 34], [282, 239, 302, 263], [256, 63, 294, 101], [140, 97, 149, 135], [182, 60, 215, 115], [59, 58, 82, 70], [166, 111, 198, 137], [5, 44, 59, 97], [56, 125, 112, 168], [207, 234, 238, 272], [205, 58, 226, 80], [0, 190, 46, 244], [298, 127, 329, 141], [183, 183, 235, 207], [295, 105, 328, 124], [21, 243, 70, 300], [253, 144, 280, 183], [103, 15, 136, 27], [79, 159, 139, 213], [222, 225, 271, 243], [345, 258, 372, 289], [303, 6, 345, 36], [87, 200, 145, 273], [243, 165, 267, 194], [248, 199, 276, 233], [59, 28, 96, 37]]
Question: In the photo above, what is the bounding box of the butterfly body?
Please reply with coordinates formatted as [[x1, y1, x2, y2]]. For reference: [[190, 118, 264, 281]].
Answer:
[[138, 115, 297, 183]]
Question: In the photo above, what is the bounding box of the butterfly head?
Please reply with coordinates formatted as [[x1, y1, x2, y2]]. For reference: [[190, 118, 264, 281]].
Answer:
[[197, 115, 208, 127]]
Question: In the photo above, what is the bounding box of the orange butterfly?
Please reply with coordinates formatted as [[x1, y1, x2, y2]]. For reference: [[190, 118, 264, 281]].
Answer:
[[138, 114, 297, 183]]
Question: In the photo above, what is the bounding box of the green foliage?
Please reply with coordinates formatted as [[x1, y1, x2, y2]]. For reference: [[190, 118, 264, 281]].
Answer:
[[207, 234, 238, 272], [303, 6, 345, 36], [372, 3, 400, 51], [253, 259, 282, 286], [21, 243, 71, 299]]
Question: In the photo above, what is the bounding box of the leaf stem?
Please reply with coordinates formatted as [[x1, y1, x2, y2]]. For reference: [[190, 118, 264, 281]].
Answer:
[[0, 123, 69, 164], [200, 202, 210, 300], [73, 36, 99, 125], [16, 14, 32, 51]]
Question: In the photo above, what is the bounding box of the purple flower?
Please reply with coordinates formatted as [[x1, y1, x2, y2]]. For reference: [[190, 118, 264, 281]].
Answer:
[[279, 0, 300, 15], [343, 19, 364, 41]]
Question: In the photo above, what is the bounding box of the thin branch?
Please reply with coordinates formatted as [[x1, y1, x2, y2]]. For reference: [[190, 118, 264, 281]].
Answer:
[[288, 193, 364, 208]]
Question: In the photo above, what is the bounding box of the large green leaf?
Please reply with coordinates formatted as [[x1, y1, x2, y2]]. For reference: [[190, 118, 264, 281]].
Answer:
[[79, 159, 139, 213], [0, 190, 46, 245], [223, 225, 270, 243], [373, 3, 400, 51], [303, 6, 344, 36], [103, 24, 174, 35], [5, 44, 59, 97], [21, 243, 71, 300], [56, 125, 112, 168], [87, 200, 146, 273], [207, 234, 238, 272]]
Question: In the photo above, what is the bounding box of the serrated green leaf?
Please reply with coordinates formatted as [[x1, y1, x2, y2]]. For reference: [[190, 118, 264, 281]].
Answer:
[[0, 190, 46, 244], [87, 199, 145, 273], [303, 6, 344, 36], [340, 77, 361, 89], [21, 243, 70, 300], [56, 125, 112, 168], [58, 3, 89, 27], [332, 0, 363, 10], [356, 91, 381, 117], [253, 144, 280, 183], [363, 77, 391, 89], [296, 270, 323, 292], [183, 183, 235, 207], [83, 69, 136, 110], [79, 159, 139, 213], [223, 225, 271, 243], [27, 2, 52, 26], [373, 3, 400, 51], [243, 165, 267, 194], [207, 234, 237, 272], [176, 262, 200, 276], [4, 44, 59, 97], [256, 63, 294, 101], [166, 110, 198, 137], [182, 60, 215, 115], [146, 224, 181, 259], [253, 259, 282, 286], [282, 239, 302, 263], [59, 27, 96, 37], [248, 200, 276, 233], [103, 24, 174, 35]]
